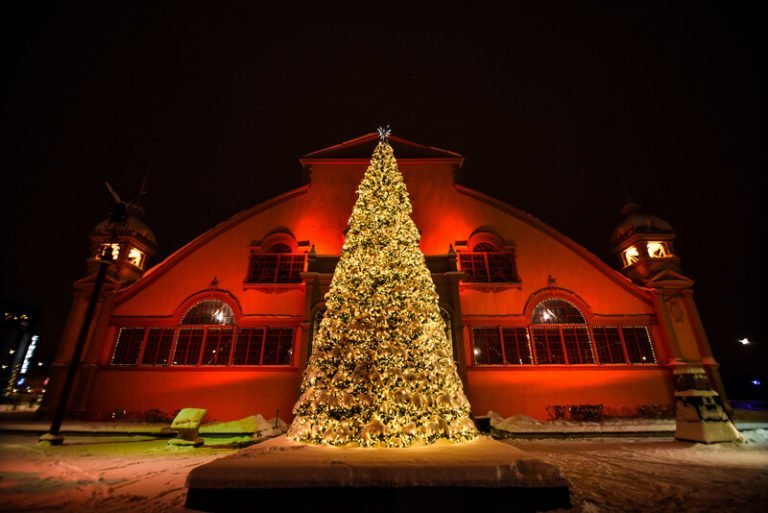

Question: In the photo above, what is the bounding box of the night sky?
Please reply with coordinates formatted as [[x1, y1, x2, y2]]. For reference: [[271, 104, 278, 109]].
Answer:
[[2, 3, 762, 397]]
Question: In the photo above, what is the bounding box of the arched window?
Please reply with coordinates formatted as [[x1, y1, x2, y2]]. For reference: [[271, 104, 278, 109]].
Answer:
[[458, 239, 520, 283], [182, 299, 235, 325], [530, 299, 594, 365], [532, 299, 585, 324], [174, 300, 236, 366], [111, 296, 297, 368]]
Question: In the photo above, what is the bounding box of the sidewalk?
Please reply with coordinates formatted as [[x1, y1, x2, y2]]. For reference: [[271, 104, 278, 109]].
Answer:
[[3, 411, 766, 439], [0, 411, 286, 437]]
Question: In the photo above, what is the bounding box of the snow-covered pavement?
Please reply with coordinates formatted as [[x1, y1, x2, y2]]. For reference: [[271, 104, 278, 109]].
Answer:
[[1, 430, 767, 512], [0, 434, 239, 512], [505, 429, 768, 513]]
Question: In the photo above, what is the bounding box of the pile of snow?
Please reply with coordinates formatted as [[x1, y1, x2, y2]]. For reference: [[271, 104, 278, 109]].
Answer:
[[488, 410, 674, 435], [199, 414, 287, 439]]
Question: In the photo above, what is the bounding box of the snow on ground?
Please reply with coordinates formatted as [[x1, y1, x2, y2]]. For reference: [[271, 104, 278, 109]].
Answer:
[[1, 428, 767, 512], [0, 434, 239, 513], [505, 429, 768, 513], [488, 410, 676, 434]]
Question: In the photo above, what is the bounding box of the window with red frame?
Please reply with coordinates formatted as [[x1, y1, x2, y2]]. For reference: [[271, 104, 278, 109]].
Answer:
[[247, 243, 305, 284], [592, 327, 626, 364], [591, 326, 656, 364], [471, 327, 532, 365], [622, 327, 656, 363], [459, 242, 520, 283], [112, 328, 144, 365], [233, 327, 294, 365], [141, 328, 174, 365], [530, 299, 594, 365]]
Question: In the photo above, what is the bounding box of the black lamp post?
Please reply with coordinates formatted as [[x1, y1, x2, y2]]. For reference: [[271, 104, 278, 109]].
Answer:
[[40, 246, 114, 445]]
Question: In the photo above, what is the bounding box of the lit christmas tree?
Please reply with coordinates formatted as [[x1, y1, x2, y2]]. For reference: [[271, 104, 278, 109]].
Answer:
[[288, 129, 477, 447]]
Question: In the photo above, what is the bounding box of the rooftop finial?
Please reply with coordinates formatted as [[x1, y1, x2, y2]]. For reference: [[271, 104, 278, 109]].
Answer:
[[377, 125, 391, 141]]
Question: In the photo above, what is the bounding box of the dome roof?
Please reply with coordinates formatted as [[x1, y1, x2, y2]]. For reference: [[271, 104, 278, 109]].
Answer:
[[92, 214, 157, 247], [611, 202, 674, 247]]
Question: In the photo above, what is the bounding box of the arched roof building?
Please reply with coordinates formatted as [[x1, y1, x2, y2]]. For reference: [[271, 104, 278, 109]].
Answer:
[[46, 133, 725, 421]]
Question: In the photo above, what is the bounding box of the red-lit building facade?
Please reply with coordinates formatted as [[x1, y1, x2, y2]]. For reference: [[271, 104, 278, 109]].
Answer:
[[47, 134, 726, 421]]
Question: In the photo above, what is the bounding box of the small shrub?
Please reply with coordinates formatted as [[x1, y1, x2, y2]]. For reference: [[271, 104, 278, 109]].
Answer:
[[545, 404, 604, 421], [571, 404, 604, 422], [636, 404, 674, 419], [143, 409, 174, 423]]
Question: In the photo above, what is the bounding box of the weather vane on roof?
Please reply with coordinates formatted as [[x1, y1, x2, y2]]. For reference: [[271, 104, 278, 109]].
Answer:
[[377, 125, 391, 141]]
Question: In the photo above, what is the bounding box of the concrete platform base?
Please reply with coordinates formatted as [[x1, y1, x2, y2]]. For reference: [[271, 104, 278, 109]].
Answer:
[[186, 435, 571, 512]]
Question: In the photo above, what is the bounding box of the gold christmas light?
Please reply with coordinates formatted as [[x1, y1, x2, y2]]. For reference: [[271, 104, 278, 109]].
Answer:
[[288, 139, 477, 447]]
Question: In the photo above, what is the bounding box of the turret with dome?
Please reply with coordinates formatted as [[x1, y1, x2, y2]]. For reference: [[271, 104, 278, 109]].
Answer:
[[86, 185, 157, 285], [611, 201, 682, 286]]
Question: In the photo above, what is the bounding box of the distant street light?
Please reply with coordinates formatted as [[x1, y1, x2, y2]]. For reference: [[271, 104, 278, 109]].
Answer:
[[738, 338, 750, 345], [752, 379, 762, 386]]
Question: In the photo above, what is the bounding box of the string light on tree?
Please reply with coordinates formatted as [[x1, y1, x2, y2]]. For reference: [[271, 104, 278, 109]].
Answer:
[[287, 130, 477, 448]]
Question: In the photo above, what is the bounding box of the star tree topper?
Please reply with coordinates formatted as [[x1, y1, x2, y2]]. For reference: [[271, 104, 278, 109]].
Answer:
[[377, 125, 391, 141]]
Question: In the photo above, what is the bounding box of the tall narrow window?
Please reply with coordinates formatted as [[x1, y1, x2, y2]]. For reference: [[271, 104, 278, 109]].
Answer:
[[263, 328, 294, 365], [141, 328, 174, 366], [501, 327, 533, 365], [247, 243, 306, 284], [471, 327, 504, 365], [201, 327, 234, 365], [530, 299, 594, 365], [173, 328, 204, 366], [233, 328, 265, 365], [112, 328, 144, 365], [459, 242, 520, 283]]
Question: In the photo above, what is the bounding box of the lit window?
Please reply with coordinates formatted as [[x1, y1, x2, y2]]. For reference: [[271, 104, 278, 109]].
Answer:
[[646, 242, 669, 259], [459, 242, 520, 283], [127, 247, 145, 268], [247, 244, 306, 284], [182, 300, 235, 325], [532, 299, 585, 324], [623, 246, 640, 267], [99, 243, 121, 261]]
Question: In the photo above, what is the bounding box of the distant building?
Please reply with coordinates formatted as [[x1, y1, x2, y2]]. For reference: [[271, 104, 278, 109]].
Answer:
[[1, 302, 41, 398], [45, 133, 728, 421]]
